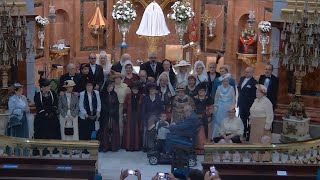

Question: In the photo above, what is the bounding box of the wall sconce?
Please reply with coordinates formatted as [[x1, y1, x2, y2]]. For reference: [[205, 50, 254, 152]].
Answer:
[[48, 0, 56, 23], [247, 10, 256, 28], [208, 18, 216, 38]]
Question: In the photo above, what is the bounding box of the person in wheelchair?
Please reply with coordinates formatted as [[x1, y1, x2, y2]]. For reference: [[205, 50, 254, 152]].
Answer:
[[164, 105, 200, 156], [155, 112, 170, 154]]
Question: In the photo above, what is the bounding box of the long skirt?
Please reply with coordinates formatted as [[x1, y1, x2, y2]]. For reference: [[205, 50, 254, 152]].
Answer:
[[99, 117, 120, 152], [7, 114, 29, 138], [119, 103, 124, 142], [34, 113, 61, 139], [122, 112, 141, 151], [78, 117, 95, 140], [195, 114, 207, 154], [249, 117, 272, 162], [59, 115, 79, 140], [212, 101, 232, 139]]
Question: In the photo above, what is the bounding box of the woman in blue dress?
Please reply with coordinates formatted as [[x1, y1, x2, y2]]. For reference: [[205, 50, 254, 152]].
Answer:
[[212, 73, 236, 140], [211, 65, 236, 101]]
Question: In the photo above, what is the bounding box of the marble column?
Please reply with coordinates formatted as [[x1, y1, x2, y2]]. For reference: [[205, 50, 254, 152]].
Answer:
[[26, 0, 36, 102]]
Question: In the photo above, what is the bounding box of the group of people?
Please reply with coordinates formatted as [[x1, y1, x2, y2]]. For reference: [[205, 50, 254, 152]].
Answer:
[[7, 50, 279, 158]]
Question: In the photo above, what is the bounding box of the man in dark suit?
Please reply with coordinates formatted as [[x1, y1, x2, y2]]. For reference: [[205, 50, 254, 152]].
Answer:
[[237, 67, 257, 139], [140, 52, 163, 82], [58, 63, 81, 95], [258, 63, 279, 110], [111, 53, 131, 73], [88, 53, 104, 90]]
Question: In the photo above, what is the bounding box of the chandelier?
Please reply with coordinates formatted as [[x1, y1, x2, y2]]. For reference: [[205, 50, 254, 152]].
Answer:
[[280, 0, 319, 118]]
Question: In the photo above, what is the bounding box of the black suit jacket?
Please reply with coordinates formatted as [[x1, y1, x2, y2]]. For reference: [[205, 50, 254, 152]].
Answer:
[[88, 64, 104, 89], [259, 74, 279, 109], [207, 71, 221, 95], [58, 73, 82, 93], [237, 76, 257, 110], [111, 62, 122, 73], [140, 61, 163, 81]]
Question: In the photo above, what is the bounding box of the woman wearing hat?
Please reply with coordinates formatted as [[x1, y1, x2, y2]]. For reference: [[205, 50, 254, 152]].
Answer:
[[193, 82, 214, 152], [173, 60, 192, 86], [172, 84, 195, 124], [211, 65, 236, 100], [99, 80, 120, 152], [157, 72, 175, 122], [193, 60, 208, 85], [34, 79, 61, 139], [122, 81, 144, 151], [110, 70, 130, 145], [79, 80, 101, 140], [141, 83, 162, 151], [249, 84, 273, 161], [185, 74, 198, 98], [7, 83, 30, 138], [58, 80, 79, 140], [212, 73, 236, 139]]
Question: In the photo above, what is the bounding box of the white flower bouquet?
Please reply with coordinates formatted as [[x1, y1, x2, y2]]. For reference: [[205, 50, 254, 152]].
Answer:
[[167, 0, 194, 24], [35, 15, 49, 28], [258, 21, 272, 33], [112, 0, 137, 24]]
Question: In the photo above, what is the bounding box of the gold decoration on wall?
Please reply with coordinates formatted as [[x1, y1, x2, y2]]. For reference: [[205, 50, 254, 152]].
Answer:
[[236, 53, 257, 67], [133, 0, 174, 9], [49, 48, 70, 62]]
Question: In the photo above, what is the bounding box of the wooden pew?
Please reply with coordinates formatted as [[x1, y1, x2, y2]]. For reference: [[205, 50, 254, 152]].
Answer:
[[0, 156, 97, 180], [202, 162, 320, 180]]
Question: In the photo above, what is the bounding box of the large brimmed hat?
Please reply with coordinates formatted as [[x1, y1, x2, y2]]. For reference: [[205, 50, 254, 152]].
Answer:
[[255, 84, 267, 94], [13, 83, 23, 88], [175, 84, 186, 91], [63, 80, 76, 88], [174, 60, 191, 67], [108, 70, 123, 81]]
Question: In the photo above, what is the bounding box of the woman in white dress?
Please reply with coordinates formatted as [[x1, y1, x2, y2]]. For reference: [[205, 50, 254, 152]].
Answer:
[[96, 51, 112, 90], [173, 60, 191, 87], [58, 80, 79, 140]]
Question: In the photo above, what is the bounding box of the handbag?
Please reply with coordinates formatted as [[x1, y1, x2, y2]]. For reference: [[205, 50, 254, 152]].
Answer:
[[64, 118, 74, 136]]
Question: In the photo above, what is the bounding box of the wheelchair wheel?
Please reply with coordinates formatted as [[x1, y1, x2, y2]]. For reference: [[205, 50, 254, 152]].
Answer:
[[188, 158, 197, 167], [149, 156, 158, 165]]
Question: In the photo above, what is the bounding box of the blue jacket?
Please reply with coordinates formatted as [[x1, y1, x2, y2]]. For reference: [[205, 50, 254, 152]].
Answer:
[[169, 112, 199, 138]]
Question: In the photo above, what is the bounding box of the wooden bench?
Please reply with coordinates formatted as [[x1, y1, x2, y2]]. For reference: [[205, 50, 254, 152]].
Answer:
[[202, 162, 320, 180], [0, 156, 97, 180]]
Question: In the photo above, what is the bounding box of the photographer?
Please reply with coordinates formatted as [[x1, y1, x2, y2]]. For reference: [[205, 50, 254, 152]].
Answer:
[[119, 169, 142, 180]]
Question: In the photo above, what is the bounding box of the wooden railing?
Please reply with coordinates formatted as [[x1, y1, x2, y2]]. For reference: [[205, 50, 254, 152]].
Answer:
[[203, 138, 320, 164], [0, 135, 99, 159]]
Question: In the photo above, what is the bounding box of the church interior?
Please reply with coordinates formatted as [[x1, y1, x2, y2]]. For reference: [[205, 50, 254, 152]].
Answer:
[[0, 0, 320, 179]]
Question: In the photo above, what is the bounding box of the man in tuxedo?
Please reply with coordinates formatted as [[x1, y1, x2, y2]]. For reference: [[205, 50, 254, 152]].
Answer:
[[140, 52, 163, 82], [88, 53, 104, 90], [259, 63, 279, 110], [111, 53, 131, 73], [58, 63, 81, 95], [237, 67, 257, 139]]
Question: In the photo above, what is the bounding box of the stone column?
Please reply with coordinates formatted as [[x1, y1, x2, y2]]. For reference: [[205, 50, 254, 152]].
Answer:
[[26, 0, 36, 102]]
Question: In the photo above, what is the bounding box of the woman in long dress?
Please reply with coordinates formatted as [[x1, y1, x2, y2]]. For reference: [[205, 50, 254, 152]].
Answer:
[[156, 72, 175, 122], [99, 81, 120, 152], [173, 60, 191, 86], [211, 73, 236, 139], [249, 84, 274, 162], [211, 65, 236, 100], [58, 80, 79, 140], [7, 83, 30, 138], [96, 51, 111, 90], [121, 60, 139, 87], [122, 81, 143, 151], [34, 79, 61, 139]]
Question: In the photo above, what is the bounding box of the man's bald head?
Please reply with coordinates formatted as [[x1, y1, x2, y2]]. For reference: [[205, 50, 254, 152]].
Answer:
[[120, 53, 131, 63], [148, 52, 158, 63], [245, 66, 254, 78]]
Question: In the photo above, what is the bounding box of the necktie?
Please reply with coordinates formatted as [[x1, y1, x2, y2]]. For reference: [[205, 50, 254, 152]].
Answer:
[[264, 77, 270, 89], [152, 64, 156, 73]]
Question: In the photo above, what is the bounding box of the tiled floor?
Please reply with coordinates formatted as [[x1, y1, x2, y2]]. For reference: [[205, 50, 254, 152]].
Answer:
[[97, 133, 281, 180]]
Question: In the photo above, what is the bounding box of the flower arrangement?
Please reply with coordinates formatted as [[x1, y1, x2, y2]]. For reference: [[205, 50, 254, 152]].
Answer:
[[258, 21, 272, 33], [112, 0, 137, 24], [167, 0, 194, 24], [240, 28, 257, 53], [35, 15, 49, 28]]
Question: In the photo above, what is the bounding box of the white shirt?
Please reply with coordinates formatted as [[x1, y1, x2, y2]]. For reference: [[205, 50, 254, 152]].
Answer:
[[90, 64, 96, 74], [241, 77, 251, 89], [264, 77, 270, 88], [151, 63, 157, 73]]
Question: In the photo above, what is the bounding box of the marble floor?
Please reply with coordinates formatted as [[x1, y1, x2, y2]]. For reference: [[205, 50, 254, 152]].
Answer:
[[97, 133, 281, 180]]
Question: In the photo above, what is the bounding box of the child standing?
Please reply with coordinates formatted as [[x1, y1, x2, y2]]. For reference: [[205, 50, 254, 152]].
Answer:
[[155, 112, 170, 154]]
